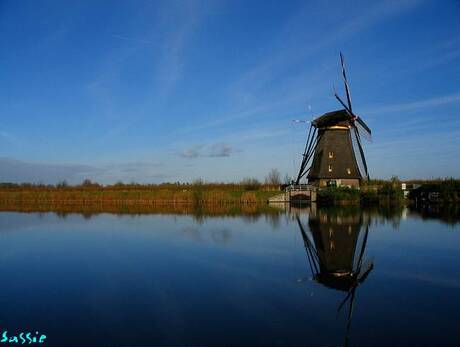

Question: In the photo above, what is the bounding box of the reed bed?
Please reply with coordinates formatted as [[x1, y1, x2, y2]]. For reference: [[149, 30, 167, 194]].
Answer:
[[0, 183, 280, 206]]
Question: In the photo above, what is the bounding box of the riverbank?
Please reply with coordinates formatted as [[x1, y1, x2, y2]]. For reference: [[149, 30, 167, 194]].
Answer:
[[0, 201, 284, 221], [316, 179, 460, 206], [0, 179, 458, 207], [316, 186, 404, 205], [0, 182, 280, 206]]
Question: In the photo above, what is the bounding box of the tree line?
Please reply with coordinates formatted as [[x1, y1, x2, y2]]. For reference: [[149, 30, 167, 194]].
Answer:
[[0, 168, 286, 190]]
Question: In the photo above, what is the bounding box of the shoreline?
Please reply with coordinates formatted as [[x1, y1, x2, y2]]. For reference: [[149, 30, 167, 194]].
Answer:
[[0, 178, 458, 207]]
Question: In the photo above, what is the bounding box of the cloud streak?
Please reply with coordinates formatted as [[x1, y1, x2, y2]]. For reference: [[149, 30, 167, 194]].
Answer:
[[178, 145, 204, 158], [111, 34, 154, 45], [0, 157, 96, 184], [177, 0, 427, 142], [0, 131, 19, 145], [208, 143, 234, 157], [228, 0, 424, 102], [178, 143, 239, 159], [153, 0, 211, 99], [364, 91, 460, 115]]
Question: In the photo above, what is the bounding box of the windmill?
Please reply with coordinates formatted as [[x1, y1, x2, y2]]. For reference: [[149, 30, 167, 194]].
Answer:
[[295, 53, 372, 188], [295, 209, 374, 346]]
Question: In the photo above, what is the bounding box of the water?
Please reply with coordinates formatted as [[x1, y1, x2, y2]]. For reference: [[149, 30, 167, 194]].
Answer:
[[0, 205, 459, 346]]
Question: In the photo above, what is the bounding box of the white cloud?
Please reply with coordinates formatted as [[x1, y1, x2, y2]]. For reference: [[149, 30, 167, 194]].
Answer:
[[178, 145, 204, 158], [208, 143, 233, 157]]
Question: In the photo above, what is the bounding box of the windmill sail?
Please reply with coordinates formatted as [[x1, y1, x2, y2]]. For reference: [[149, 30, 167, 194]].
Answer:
[[340, 52, 353, 112]]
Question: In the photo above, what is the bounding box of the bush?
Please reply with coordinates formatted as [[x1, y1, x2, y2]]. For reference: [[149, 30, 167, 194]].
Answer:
[[56, 180, 68, 188], [191, 178, 205, 205], [360, 189, 379, 205], [80, 179, 101, 188], [318, 187, 360, 205], [439, 179, 460, 203], [378, 179, 403, 203], [240, 177, 260, 191]]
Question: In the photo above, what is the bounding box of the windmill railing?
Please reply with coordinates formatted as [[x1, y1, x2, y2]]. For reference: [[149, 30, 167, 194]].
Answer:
[[286, 184, 317, 192]]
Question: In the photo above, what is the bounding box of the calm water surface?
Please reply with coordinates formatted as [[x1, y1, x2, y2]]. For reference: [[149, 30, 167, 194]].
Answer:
[[0, 205, 459, 346]]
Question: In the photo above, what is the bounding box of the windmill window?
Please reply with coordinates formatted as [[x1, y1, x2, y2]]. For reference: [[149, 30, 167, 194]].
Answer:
[[328, 165, 333, 172], [347, 168, 351, 175], [328, 151, 334, 158]]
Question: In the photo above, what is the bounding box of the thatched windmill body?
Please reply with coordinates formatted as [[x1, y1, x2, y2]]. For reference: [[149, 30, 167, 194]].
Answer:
[[296, 54, 372, 188]]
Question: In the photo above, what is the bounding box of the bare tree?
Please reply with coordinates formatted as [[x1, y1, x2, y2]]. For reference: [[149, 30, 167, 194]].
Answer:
[[56, 180, 68, 188], [265, 168, 281, 185], [284, 173, 292, 185]]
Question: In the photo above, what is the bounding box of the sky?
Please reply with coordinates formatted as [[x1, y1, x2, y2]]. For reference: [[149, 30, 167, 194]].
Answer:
[[0, 0, 459, 184]]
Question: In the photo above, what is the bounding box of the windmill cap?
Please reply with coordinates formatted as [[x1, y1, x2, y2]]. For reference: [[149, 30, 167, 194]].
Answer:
[[312, 109, 351, 128]]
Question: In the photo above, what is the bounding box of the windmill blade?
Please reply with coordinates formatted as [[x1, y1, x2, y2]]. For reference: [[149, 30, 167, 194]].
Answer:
[[357, 261, 374, 283], [296, 126, 317, 184], [335, 95, 371, 178], [335, 93, 370, 134], [296, 216, 320, 275], [340, 52, 353, 112], [334, 93, 352, 116], [355, 116, 372, 137], [335, 92, 359, 123], [355, 224, 370, 271], [301, 133, 322, 181], [347, 287, 356, 328], [335, 87, 372, 141], [337, 288, 354, 313], [353, 127, 369, 180], [355, 121, 372, 142], [344, 286, 356, 347]]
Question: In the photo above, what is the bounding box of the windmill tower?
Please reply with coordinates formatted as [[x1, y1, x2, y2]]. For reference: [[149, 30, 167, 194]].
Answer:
[[296, 54, 372, 188], [295, 209, 374, 346], [296, 210, 373, 292]]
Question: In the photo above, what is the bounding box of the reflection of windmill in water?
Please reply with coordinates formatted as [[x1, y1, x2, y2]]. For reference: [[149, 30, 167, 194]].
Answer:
[[295, 209, 373, 346], [295, 54, 372, 188]]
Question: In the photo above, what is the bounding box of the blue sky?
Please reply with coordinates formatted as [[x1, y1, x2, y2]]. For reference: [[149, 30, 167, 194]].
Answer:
[[0, 0, 459, 184]]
